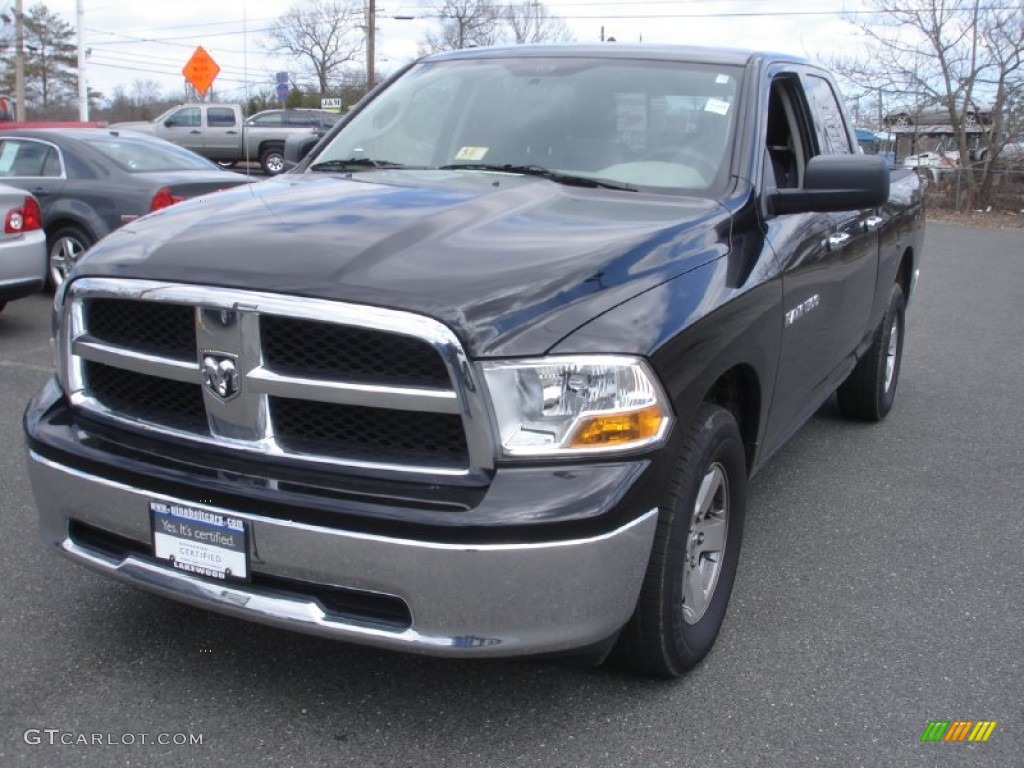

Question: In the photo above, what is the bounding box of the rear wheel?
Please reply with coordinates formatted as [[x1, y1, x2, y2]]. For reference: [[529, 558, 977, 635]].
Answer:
[[260, 146, 286, 176], [216, 160, 237, 169], [612, 404, 747, 677], [837, 283, 905, 421], [0, 302, 6, 313], [47, 225, 93, 290]]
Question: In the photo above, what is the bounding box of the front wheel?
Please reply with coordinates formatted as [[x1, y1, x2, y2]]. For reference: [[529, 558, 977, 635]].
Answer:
[[260, 147, 286, 176], [47, 225, 94, 290], [612, 404, 747, 677], [837, 283, 906, 421]]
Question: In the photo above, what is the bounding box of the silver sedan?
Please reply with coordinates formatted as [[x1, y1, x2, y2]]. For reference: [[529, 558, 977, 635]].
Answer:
[[0, 182, 46, 313]]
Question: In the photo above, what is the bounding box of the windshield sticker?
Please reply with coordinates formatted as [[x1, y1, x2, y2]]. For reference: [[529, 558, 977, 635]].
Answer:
[[704, 98, 731, 116], [0, 143, 17, 173], [715, 74, 731, 84], [455, 146, 489, 161]]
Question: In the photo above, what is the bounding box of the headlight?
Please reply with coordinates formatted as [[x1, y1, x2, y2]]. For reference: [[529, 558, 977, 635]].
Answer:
[[480, 356, 672, 457]]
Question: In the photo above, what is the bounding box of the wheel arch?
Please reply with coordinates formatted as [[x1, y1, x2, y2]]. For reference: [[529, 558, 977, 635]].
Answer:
[[896, 246, 914, 302], [257, 141, 285, 157], [41, 198, 107, 244], [44, 216, 99, 244], [701, 364, 761, 475]]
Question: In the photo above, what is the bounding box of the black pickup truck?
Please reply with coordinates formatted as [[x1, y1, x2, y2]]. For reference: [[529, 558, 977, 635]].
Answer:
[[25, 45, 924, 677]]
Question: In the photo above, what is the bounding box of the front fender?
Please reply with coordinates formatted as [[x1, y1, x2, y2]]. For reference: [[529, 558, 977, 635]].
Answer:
[[550, 257, 783, 473]]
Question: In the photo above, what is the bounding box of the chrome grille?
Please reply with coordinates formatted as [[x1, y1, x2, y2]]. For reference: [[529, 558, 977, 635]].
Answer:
[[62, 279, 493, 478]]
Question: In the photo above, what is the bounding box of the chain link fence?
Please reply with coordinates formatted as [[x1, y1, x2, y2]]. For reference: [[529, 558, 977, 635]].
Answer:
[[914, 166, 1024, 213]]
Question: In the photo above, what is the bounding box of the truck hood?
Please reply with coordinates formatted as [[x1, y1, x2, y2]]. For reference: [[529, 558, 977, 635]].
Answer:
[[74, 171, 729, 357], [108, 120, 157, 135]]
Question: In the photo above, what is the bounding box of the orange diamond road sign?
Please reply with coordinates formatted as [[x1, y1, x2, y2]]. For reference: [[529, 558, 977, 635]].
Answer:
[[182, 47, 220, 97]]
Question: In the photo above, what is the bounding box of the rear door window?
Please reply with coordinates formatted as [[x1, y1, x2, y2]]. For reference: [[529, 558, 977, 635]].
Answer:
[[0, 139, 62, 177], [207, 108, 237, 127]]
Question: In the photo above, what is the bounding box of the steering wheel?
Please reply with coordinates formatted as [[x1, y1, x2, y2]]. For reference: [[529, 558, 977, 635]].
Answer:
[[639, 146, 719, 183]]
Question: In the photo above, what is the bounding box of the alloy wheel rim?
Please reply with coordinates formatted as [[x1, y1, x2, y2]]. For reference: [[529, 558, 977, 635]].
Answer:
[[682, 461, 729, 625], [49, 236, 85, 287], [884, 317, 900, 393]]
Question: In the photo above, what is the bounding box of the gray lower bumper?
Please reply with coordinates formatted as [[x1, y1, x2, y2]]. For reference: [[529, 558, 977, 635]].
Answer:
[[28, 450, 658, 658]]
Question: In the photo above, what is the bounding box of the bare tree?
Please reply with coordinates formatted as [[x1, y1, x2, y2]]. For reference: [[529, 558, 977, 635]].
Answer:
[[504, 1, 573, 44], [834, 0, 1024, 207], [420, 0, 501, 53], [267, 0, 365, 95]]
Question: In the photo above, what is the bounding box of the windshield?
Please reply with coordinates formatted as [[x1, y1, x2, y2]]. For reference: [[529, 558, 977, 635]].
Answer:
[[312, 56, 740, 194], [81, 135, 220, 172]]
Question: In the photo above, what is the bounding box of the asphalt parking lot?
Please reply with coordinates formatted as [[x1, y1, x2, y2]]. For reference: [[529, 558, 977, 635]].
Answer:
[[1, 221, 1021, 767]]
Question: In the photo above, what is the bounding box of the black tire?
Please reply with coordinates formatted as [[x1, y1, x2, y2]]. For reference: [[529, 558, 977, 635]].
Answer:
[[215, 160, 237, 169], [260, 146, 286, 176], [0, 302, 6, 313], [612, 404, 747, 677], [46, 225, 94, 291], [837, 283, 905, 422]]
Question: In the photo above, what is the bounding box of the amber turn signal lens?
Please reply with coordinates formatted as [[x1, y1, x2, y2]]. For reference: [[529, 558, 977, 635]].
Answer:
[[567, 404, 665, 448]]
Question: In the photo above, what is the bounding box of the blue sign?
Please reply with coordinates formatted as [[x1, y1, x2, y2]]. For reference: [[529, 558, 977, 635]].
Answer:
[[275, 71, 289, 85], [276, 83, 289, 101]]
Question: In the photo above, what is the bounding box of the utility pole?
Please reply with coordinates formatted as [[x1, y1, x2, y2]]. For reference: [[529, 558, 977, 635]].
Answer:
[[77, 0, 87, 120], [14, 0, 26, 121], [366, 0, 375, 95]]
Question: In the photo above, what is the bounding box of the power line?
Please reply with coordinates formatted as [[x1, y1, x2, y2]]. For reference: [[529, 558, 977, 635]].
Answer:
[[85, 25, 275, 51]]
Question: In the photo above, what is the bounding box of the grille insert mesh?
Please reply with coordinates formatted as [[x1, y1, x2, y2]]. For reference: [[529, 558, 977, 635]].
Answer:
[[270, 397, 468, 468], [84, 361, 208, 434], [85, 299, 195, 360], [261, 316, 449, 387]]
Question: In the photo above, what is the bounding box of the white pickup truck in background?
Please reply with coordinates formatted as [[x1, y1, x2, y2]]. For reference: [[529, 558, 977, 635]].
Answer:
[[111, 104, 340, 175]]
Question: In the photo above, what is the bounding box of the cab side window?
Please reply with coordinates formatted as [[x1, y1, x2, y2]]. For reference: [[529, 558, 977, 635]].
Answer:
[[804, 75, 852, 155], [166, 108, 200, 128], [764, 76, 811, 189], [207, 108, 237, 127]]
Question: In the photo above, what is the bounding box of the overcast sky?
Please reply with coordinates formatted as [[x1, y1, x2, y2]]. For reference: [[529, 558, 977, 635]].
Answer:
[[41, 0, 874, 101]]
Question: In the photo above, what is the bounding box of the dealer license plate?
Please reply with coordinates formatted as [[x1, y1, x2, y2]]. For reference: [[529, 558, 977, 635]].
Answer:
[[150, 501, 249, 582]]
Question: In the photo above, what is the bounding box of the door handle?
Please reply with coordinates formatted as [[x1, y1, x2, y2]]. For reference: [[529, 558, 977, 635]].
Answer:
[[189, 130, 202, 134], [827, 232, 851, 250], [32, 187, 50, 196], [863, 215, 884, 231], [226, 130, 239, 135]]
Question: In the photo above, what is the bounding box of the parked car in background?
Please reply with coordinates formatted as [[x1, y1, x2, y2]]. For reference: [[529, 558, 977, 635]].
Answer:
[[0, 128, 253, 288], [110, 104, 340, 175], [282, 119, 337, 172], [0, 183, 46, 312]]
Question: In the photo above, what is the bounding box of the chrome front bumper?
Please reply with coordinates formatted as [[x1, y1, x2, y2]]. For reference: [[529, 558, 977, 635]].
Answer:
[[28, 450, 658, 658]]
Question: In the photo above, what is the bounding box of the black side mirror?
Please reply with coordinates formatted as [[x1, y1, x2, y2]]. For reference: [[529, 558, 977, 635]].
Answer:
[[770, 154, 889, 215]]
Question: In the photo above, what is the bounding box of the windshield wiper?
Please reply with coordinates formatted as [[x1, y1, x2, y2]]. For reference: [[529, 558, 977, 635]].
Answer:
[[309, 157, 417, 172], [439, 163, 637, 192]]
